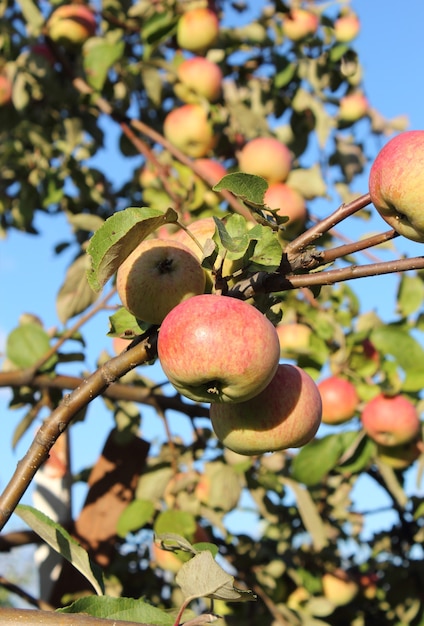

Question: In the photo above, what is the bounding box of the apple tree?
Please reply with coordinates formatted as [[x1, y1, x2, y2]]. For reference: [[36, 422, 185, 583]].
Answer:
[[1, 1, 424, 625]]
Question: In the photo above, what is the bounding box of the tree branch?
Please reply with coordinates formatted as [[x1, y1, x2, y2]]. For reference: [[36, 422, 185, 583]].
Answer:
[[0, 608, 153, 626]]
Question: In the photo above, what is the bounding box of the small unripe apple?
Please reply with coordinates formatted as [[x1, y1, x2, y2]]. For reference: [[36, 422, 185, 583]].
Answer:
[[176, 8, 219, 54], [46, 4, 96, 47], [176, 57, 222, 103], [238, 137, 292, 184], [210, 364, 322, 455], [282, 9, 319, 42], [0, 74, 12, 106], [276, 322, 312, 357], [376, 440, 422, 470], [317, 375, 359, 425], [334, 13, 360, 43], [338, 92, 369, 123], [361, 393, 421, 447], [116, 239, 206, 324], [322, 572, 359, 606], [163, 104, 216, 158], [264, 182, 307, 235], [369, 130, 424, 242], [157, 294, 280, 404]]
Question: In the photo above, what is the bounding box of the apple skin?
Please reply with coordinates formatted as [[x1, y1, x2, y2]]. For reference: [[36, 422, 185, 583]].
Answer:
[[264, 182, 307, 235], [46, 4, 96, 47], [322, 572, 359, 606], [361, 393, 421, 447], [157, 294, 280, 404], [276, 322, 312, 357], [338, 92, 369, 123], [376, 440, 422, 470], [112, 336, 131, 355], [334, 13, 360, 43], [163, 104, 216, 158], [282, 9, 319, 42], [238, 137, 292, 184], [116, 239, 206, 324], [176, 57, 222, 103], [176, 8, 219, 54], [194, 158, 226, 184], [369, 130, 424, 242], [209, 364, 322, 455], [317, 375, 359, 425], [0, 74, 12, 106]]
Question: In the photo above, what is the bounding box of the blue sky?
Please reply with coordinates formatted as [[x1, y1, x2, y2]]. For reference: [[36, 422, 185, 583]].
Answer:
[[1, 0, 424, 544]]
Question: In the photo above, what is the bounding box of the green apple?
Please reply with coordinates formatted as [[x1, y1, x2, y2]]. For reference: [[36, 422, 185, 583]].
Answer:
[[209, 364, 322, 455], [317, 375, 359, 425], [176, 57, 222, 103], [238, 137, 292, 184], [176, 7, 219, 54], [369, 130, 424, 242], [163, 104, 216, 158], [116, 239, 206, 324], [361, 393, 421, 446], [46, 4, 96, 47], [157, 294, 280, 403]]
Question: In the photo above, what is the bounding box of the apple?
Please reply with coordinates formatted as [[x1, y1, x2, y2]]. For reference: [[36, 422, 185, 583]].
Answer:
[[176, 7, 219, 54], [157, 294, 280, 403], [194, 158, 226, 184], [176, 57, 222, 103], [338, 92, 369, 123], [317, 375, 359, 425], [369, 130, 424, 242], [376, 440, 422, 470], [264, 182, 307, 235], [46, 4, 96, 47], [276, 322, 312, 357], [112, 336, 131, 355], [322, 572, 358, 606], [163, 104, 216, 158], [116, 239, 206, 324], [361, 393, 421, 447], [0, 74, 12, 106], [238, 137, 292, 184], [209, 364, 321, 455], [282, 9, 319, 42], [334, 13, 360, 43]]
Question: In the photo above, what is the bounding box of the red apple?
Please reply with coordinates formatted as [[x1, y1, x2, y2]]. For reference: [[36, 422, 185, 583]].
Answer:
[[276, 322, 312, 357], [282, 9, 319, 42], [112, 336, 131, 355], [322, 572, 359, 606], [46, 4, 96, 47], [264, 182, 307, 235], [369, 130, 424, 242], [209, 364, 322, 455], [338, 92, 369, 123], [176, 8, 219, 54], [157, 294, 280, 403], [238, 137, 292, 184], [176, 57, 222, 103], [116, 239, 206, 324], [317, 375, 359, 425], [163, 104, 216, 158], [194, 158, 227, 185], [334, 13, 360, 43], [0, 74, 12, 106], [361, 393, 421, 447]]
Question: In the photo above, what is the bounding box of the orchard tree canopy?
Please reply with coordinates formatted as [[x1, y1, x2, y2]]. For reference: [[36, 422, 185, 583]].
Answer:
[[1, 1, 424, 625]]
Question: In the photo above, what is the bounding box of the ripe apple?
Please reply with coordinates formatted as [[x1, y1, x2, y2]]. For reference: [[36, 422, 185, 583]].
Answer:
[[0, 74, 12, 106], [157, 294, 280, 403], [338, 92, 369, 123], [317, 375, 359, 425], [276, 322, 312, 357], [334, 13, 360, 43], [376, 440, 422, 470], [163, 104, 216, 158], [46, 4, 96, 47], [194, 158, 227, 185], [176, 7, 220, 54], [116, 239, 206, 324], [238, 137, 292, 184], [176, 57, 222, 103], [361, 393, 421, 447], [322, 572, 358, 606], [369, 130, 424, 242], [264, 182, 307, 235], [282, 9, 319, 42], [209, 364, 322, 455], [112, 336, 131, 355]]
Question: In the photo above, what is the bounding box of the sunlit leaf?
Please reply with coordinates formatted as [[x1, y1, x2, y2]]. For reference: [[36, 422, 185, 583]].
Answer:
[[117, 499, 155, 538], [83, 36, 125, 91], [56, 254, 100, 324], [6, 323, 57, 371], [58, 596, 173, 624], [213, 172, 268, 207]]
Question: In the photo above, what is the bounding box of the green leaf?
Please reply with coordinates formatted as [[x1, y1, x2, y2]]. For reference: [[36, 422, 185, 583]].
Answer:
[[291, 434, 348, 486], [58, 596, 173, 625], [245, 225, 283, 272], [86, 206, 178, 291], [154, 510, 197, 540], [397, 274, 424, 318], [117, 499, 155, 538], [213, 172, 269, 207], [281, 477, 328, 551], [213, 215, 250, 259], [16, 0, 44, 35], [108, 308, 151, 338], [83, 36, 125, 91], [176, 550, 256, 602], [56, 254, 100, 324], [370, 325, 424, 391], [15, 505, 104, 596], [6, 323, 57, 371], [285, 164, 327, 199]]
